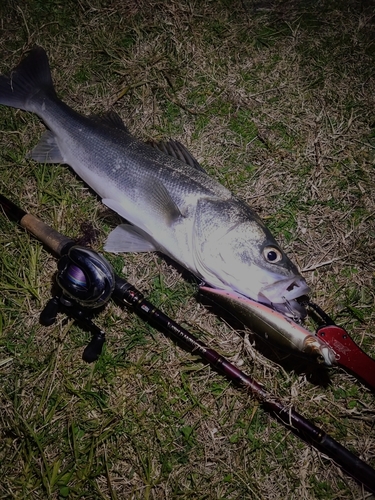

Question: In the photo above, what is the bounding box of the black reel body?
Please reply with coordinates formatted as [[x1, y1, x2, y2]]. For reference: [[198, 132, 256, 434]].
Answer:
[[41, 245, 116, 362], [57, 246, 115, 308]]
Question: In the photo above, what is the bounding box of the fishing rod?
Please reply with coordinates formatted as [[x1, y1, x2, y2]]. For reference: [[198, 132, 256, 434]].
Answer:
[[1, 192, 375, 493]]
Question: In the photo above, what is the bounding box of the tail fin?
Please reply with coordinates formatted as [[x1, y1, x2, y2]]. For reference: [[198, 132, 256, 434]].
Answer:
[[0, 46, 55, 112]]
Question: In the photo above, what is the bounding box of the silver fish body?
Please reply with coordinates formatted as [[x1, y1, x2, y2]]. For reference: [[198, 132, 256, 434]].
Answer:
[[0, 47, 310, 318]]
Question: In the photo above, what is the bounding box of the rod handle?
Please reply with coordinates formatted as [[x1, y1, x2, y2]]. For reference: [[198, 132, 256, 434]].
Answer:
[[0, 193, 73, 255], [20, 213, 73, 256]]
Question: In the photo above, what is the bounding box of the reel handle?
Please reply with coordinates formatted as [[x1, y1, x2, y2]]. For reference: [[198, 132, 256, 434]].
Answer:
[[40, 296, 60, 326]]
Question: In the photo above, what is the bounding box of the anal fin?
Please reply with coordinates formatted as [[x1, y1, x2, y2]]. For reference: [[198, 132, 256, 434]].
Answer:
[[26, 130, 65, 163]]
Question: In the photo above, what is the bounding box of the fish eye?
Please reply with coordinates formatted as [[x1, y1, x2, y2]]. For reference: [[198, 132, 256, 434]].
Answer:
[[263, 246, 283, 263]]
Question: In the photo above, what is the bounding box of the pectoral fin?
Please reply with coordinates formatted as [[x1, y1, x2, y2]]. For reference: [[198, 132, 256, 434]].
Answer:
[[149, 180, 183, 222], [104, 224, 158, 253], [103, 179, 182, 230]]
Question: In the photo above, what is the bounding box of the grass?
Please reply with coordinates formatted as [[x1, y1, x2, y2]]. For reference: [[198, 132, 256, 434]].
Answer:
[[1, 0, 375, 498]]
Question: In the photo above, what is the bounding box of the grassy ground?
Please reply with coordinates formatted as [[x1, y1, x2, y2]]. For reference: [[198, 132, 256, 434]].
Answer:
[[1, 0, 375, 498]]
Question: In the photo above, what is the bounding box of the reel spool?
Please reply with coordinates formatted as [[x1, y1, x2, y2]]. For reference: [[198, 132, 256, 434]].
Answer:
[[57, 246, 115, 308]]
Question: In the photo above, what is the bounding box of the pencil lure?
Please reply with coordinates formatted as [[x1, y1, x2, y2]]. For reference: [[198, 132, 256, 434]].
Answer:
[[199, 286, 336, 365]]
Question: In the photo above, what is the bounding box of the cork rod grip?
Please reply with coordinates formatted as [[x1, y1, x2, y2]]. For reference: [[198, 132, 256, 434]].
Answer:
[[19, 213, 73, 256]]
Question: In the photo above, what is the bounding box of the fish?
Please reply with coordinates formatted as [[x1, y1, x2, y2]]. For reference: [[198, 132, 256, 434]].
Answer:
[[0, 46, 310, 320]]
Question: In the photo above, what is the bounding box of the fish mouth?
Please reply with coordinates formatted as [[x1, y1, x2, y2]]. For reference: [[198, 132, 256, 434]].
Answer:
[[258, 277, 311, 320], [267, 298, 309, 320]]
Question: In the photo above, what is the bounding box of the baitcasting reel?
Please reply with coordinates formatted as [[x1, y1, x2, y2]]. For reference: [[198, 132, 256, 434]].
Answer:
[[40, 245, 116, 362], [57, 246, 115, 308]]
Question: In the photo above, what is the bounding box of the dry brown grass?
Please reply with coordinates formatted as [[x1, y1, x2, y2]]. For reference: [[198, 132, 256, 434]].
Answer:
[[0, 0, 375, 498]]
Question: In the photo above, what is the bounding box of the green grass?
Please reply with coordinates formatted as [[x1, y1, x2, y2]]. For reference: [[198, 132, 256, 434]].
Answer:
[[1, 0, 375, 498]]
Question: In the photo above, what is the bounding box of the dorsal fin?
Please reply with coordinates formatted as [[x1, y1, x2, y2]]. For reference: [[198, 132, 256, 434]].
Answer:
[[89, 110, 128, 131], [147, 139, 206, 173]]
